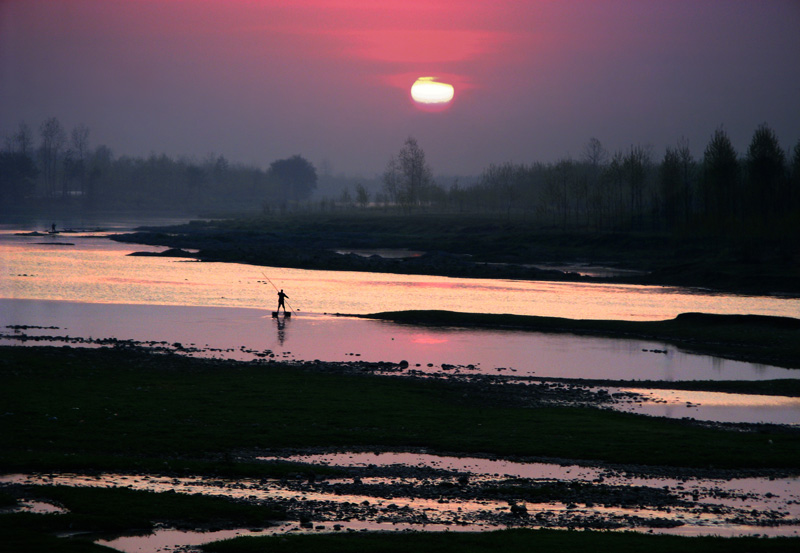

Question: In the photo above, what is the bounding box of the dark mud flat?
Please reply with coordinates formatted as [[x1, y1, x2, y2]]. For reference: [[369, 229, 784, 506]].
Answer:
[[3, 344, 800, 473]]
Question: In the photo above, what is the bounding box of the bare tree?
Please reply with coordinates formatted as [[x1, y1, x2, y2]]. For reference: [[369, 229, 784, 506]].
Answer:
[[791, 139, 800, 215], [355, 182, 370, 208], [603, 151, 626, 227], [5, 122, 34, 156], [69, 124, 90, 196], [623, 145, 651, 228], [39, 117, 66, 198], [579, 138, 606, 228], [480, 162, 519, 218], [583, 137, 608, 167], [1, 122, 38, 203], [676, 137, 695, 222], [382, 155, 400, 205], [659, 146, 682, 228], [397, 137, 433, 209]]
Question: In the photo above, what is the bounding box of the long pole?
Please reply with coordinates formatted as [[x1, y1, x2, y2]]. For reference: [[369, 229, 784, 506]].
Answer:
[[261, 272, 296, 312]]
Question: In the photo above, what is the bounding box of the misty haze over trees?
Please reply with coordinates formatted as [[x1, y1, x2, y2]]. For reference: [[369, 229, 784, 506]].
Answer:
[[2, 117, 798, 236]]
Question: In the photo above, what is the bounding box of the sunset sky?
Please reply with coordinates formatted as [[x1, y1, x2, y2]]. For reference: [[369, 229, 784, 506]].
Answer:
[[2, 0, 798, 176]]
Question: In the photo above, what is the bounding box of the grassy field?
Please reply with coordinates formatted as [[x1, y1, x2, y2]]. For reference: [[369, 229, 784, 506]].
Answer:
[[2, 346, 800, 473]]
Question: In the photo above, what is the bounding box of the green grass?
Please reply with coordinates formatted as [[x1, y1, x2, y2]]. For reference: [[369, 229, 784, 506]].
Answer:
[[2, 345, 799, 473], [201, 528, 799, 553]]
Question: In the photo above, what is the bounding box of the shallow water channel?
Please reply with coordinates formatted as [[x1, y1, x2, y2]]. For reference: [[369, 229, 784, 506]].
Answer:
[[4, 450, 800, 552]]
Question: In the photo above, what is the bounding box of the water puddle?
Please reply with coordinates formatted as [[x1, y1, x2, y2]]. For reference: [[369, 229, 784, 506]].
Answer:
[[96, 527, 276, 553], [613, 389, 800, 425], [1, 499, 67, 515], [4, 451, 799, 553], [97, 521, 493, 553]]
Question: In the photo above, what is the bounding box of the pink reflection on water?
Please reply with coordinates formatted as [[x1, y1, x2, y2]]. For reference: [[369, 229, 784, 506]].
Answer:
[[102, 276, 205, 286], [411, 334, 449, 345], [616, 389, 800, 425]]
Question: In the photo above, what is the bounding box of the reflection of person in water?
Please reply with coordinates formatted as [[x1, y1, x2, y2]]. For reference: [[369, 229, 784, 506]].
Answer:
[[275, 315, 288, 346], [277, 289, 289, 313]]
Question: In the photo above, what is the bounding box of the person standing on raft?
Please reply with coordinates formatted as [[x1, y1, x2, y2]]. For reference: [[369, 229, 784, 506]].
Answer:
[[277, 289, 289, 313]]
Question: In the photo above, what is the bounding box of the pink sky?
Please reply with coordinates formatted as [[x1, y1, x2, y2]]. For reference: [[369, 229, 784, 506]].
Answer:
[[2, 0, 799, 176]]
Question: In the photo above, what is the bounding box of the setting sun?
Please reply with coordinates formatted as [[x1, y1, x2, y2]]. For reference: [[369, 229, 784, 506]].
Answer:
[[410, 77, 455, 108]]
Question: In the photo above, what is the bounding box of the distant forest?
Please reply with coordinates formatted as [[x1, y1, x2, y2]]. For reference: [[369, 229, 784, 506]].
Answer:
[[2, 117, 798, 235]]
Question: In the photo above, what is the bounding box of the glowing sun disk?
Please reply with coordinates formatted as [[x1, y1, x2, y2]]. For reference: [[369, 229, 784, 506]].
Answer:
[[411, 77, 455, 105]]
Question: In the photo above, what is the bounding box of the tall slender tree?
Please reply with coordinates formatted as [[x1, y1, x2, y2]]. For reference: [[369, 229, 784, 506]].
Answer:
[[39, 117, 66, 198], [623, 145, 651, 228], [397, 137, 433, 209], [382, 155, 400, 206], [0, 122, 37, 203], [745, 123, 785, 222], [676, 137, 695, 222], [702, 127, 739, 224], [659, 147, 682, 228], [791, 139, 800, 215]]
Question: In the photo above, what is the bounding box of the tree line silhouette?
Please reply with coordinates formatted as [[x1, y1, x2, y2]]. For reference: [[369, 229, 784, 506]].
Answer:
[[379, 129, 799, 236], [0, 118, 318, 213], [2, 117, 798, 235]]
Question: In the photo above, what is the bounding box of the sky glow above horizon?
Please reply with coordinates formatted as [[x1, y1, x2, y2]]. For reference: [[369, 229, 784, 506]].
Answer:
[[1, 0, 798, 176]]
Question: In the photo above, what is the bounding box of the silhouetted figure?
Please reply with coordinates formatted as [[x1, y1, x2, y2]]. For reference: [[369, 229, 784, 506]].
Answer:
[[277, 289, 289, 313], [50, 223, 56, 233]]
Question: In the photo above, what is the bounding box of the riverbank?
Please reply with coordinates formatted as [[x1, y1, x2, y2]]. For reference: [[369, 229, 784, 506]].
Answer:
[[109, 213, 800, 296]]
